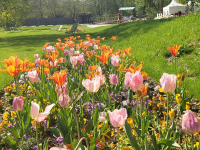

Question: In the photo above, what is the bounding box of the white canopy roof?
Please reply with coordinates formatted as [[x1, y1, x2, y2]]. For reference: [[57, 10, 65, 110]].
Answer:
[[119, 7, 135, 11], [163, 0, 185, 9]]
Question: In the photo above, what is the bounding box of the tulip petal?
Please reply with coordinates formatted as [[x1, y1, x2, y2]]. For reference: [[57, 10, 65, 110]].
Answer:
[[31, 102, 40, 120]]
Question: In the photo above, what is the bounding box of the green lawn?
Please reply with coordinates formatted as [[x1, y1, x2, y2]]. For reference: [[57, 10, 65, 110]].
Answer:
[[0, 14, 200, 99]]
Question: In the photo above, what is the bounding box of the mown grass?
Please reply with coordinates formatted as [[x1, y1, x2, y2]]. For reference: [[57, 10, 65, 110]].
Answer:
[[0, 14, 200, 99]]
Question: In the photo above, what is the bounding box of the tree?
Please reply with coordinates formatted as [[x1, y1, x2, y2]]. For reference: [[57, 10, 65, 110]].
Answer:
[[0, 0, 30, 29]]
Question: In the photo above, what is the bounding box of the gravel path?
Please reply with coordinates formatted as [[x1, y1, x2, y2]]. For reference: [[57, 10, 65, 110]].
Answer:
[[80, 24, 113, 28]]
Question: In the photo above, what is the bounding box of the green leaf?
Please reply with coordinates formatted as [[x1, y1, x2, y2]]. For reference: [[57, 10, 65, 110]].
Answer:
[[157, 139, 181, 148], [85, 119, 93, 133], [124, 121, 140, 149], [4, 136, 18, 150], [10, 127, 20, 138], [49, 127, 60, 138], [151, 132, 160, 150]]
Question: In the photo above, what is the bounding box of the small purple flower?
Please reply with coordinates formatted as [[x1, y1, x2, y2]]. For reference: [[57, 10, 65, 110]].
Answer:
[[32, 146, 37, 149], [96, 144, 101, 148], [43, 120, 47, 127], [7, 124, 12, 128], [48, 137, 51, 140], [30, 126, 35, 130], [13, 123, 16, 126], [56, 136, 64, 143], [24, 134, 30, 140]]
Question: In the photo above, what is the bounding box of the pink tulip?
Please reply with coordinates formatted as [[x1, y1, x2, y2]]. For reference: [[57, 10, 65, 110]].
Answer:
[[124, 71, 143, 91], [109, 74, 118, 85], [12, 96, 24, 111], [59, 94, 70, 108], [93, 44, 99, 50], [34, 54, 39, 60], [70, 48, 74, 53], [46, 46, 55, 53], [182, 110, 200, 134], [56, 82, 68, 97], [30, 102, 55, 123], [97, 66, 102, 75], [111, 55, 120, 67], [99, 112, 107, 122], [82, 76, 101, 92], [70, 56, 78, 65], [28, 70, 39, 83], [100, 74, 105, 85], [160, 73, 177, 93], [64, 50, 69, 56], [78, 54, 85, 65], [108, 108, 127, 127]]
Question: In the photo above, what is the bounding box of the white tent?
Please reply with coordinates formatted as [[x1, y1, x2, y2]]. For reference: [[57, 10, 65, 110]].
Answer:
[[163, 0, 186, 16]]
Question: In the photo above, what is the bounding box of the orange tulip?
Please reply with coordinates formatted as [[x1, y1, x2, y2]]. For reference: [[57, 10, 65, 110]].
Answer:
[[95, 51, 110, 64], [97, 36, 100, 39], [111, 36, 117, 41], [77, 36, 80, 39], [123, 64, 143, 73], [57, 38, 61, 43], [47, 51, 59, 63], [101, 37, 105, 41], [20, 57, 30, 72], [0, 65, 20, 77], [47, 70, 67, 86], [167, 44, 181, 56], [44, 68, 50, 75], [28, 62, 35, 69], [86, 34, 90, 37], [123, 47, 132, 55], [1, 55, 21, 68]]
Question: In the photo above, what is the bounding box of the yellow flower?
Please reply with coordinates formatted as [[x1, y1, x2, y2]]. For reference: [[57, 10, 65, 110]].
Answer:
[[169, 110, 175, 118], [83, 118, 87, 124], [119, 137, 123, 140], [152, 96, 156, 102], [149, 101, 154, 106], [158, 87, 164, 93], [142, 112, 146, 116], [3, 112, 10, 120], [186, 102, 191, 110], [11, 111, 16, 117], [162, 111, 167, 116], [132, 129, 136, 136], [159, 95, 163, 101], [161, 122, 167, 127], [177, 74, 181, 80], [157, 103, 163, 108], [127, 118, 133, 128], [155, 133, 160, 138], [176, 94, 182, 104], [163, 100, 167, 105], [194, 132, 199, 137], [110, 143, 115, 148], [6, 107, 11, 111]]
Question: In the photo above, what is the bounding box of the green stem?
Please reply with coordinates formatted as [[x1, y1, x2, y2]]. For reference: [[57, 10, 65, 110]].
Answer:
[[192, 134, 194, 150], [36, 121, 39, 150], [167, 93, 169, 128], [117, 128, 120, 149], [140, 97, 143, 145], [73, 107, 80, 140]]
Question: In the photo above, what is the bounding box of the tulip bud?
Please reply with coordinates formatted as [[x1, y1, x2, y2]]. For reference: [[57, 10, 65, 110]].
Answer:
[[182, 110, 200, 134], [13, 96, 24, 111], [109, 74, 118, 85], [160, 73, 177, 93], [28, 70, 39, 83]]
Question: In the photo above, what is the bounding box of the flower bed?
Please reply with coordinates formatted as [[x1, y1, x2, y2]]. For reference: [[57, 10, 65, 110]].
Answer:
[[0, 35, 198, 150]]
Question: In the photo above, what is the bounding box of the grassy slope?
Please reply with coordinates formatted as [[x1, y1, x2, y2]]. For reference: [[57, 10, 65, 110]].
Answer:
[[98, 14, 200, 99], [0, 14, 200, 99]]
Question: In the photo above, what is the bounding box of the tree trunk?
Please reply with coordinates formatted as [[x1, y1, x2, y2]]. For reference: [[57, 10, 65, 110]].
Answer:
[[161, 0, 164, 14]]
